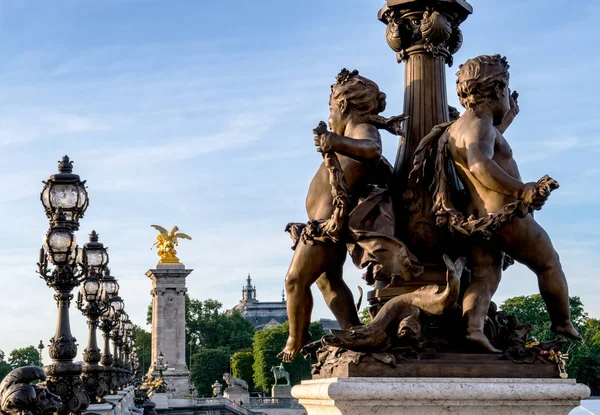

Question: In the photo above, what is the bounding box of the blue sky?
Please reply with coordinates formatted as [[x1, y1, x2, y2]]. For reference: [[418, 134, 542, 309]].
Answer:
[[0, 0, 598, 362]]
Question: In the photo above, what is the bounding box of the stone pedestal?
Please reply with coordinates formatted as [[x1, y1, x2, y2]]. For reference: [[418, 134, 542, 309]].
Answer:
[[224, 386, 250, 405], [146, 263, 193, 398], [150, 392, 169, 410], [272, 384, 292, 398], [292, 377, 590, 415]]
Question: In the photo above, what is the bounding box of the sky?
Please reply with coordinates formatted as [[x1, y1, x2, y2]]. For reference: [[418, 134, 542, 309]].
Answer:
[[0, 0, 598, 363]]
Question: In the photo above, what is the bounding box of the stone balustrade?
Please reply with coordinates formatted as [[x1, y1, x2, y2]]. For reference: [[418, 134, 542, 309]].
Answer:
[[83, 387, 138, 415]]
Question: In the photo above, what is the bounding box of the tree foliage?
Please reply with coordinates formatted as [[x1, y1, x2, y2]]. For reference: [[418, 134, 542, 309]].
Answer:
[[566, 318, 600, 389], [500, 294, 599, 387], [359, 308, 372, 324], [186, 299, 254, 352], [0, 351, 12, 382], [191, 348, 230, 397], [133, 326, 152, 376], [252, 322, 325, 392], [231, 349, 254, 391], [8, 346, 40, 368], [500, 294, 587, 342]]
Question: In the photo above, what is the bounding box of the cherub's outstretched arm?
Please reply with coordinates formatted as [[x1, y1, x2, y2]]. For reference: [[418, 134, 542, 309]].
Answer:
[[314, 124, 381, 161], [466, 125, 549, 209]]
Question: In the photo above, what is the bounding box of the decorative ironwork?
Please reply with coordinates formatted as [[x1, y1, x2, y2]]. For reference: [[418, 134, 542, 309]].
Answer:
[[76, 231, 110, 403], [37, 159, 90, 414]]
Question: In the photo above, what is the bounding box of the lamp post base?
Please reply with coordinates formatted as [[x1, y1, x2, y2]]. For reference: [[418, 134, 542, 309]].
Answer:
[[44, 362, 90, 415]]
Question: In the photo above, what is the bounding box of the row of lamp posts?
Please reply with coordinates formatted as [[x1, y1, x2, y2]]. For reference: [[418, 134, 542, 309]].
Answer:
[[36, 155, 142, 414]]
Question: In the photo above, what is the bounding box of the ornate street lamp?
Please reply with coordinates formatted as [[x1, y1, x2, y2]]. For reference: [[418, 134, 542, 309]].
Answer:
[[121, 323, 134, 387], [76, 231, 110, 403], [37, 340, 44, 366], [111, 307, 127, 390], [154, 351, 168, 379], [99, 291, 119, 394], [37, 156, 90, 415]]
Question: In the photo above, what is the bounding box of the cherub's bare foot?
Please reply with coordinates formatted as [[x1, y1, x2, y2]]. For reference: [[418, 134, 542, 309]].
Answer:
[[552, 322, 582, 341], [466, 331, 502, 353], [277, 336, 305, 363]]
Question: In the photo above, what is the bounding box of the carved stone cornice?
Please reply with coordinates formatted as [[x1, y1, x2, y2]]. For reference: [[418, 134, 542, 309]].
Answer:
[[151, 287, 167, 297], [378, 0, 472, 66]]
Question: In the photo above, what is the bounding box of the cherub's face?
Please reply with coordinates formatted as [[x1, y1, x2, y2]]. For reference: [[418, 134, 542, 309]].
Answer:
[[328, 94, 345, 134]]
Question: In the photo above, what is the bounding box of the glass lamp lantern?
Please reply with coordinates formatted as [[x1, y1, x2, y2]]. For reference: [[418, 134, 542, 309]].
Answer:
[[81, 276, 101, 302], [41, 155, 89, 230], [102, 304, 116, 320], [111, 294, 125, 314], [43, 210, 77, 266], [79, 230, 109, 272], [100, 268, 119, 302]]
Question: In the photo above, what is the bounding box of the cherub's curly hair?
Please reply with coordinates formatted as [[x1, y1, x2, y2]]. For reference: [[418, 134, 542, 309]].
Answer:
[[456, 55, 510, 109], [331, 69, 386, 121]]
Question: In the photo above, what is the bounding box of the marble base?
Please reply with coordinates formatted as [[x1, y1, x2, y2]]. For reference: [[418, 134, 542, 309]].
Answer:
[[224, 387, 250, 405], [292, 377, 591, 415], [272, 384, 293, 398], [150, 392, 169, 410]]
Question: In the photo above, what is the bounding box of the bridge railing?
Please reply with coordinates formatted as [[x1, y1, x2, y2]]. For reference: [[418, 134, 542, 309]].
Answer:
[[192, 397, 261, 415], [249, 397, 303, 409]]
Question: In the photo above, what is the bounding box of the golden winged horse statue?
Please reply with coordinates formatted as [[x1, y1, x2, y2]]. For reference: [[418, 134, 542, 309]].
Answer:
[[151, 225, 192, 264]]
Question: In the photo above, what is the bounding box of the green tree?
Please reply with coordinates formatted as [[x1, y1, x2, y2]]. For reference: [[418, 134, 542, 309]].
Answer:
[[0, 350, 13, 382], [187, 299, 254, 352], [565, 318, 600, 389], [359, 308, 372, 324], [148, 297, 254, 353], [231, 349, 254, 390], [191, 348, 230, 397], [500, 294, 587, 342], [133, 326, 152, 376], [500, 294, 600, 387], [253, 322, 325, 392], [8, 346, 40, 367]]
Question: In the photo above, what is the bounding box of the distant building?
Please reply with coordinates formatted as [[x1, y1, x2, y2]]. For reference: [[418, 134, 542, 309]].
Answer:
[[315, 318, 340, 332], [228, 274, 288, 330]]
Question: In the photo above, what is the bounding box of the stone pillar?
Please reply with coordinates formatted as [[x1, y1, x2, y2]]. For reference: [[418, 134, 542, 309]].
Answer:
[[146, 263, 193, 398], [292, 377, 591, 415], [378, 0, 472, 184]]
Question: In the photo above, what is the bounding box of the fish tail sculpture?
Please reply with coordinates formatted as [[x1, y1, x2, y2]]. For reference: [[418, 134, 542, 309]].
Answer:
[[331, 255, 465, 352]]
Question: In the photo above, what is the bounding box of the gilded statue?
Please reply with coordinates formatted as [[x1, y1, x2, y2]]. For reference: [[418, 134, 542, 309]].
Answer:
[[151, 225, 192, 264]]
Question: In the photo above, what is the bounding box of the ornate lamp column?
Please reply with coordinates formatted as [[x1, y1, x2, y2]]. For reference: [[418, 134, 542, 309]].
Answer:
[[37, 156, 90, 415], [101, 288, 124, 394], [378, 0, 472, 183], [111, 310, 127, 390], [99, 269, 119, 394], [37, 340, 45, 366], [76, 231, 110, 403], [154, 352, 168, 379], [122, 320, 134, 386]]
